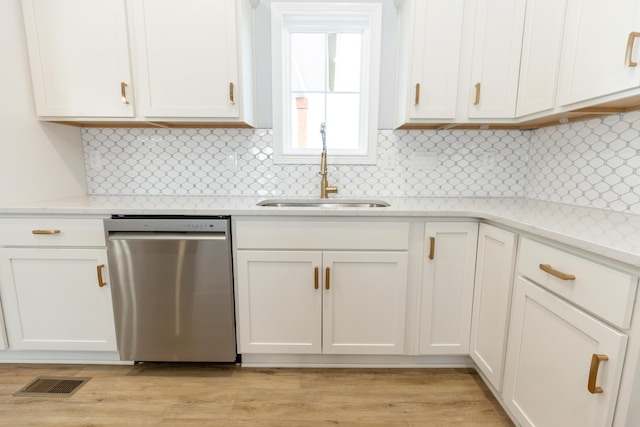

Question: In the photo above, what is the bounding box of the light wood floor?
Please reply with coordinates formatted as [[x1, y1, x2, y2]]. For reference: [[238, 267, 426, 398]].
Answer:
[[0, 363, 513, 426]]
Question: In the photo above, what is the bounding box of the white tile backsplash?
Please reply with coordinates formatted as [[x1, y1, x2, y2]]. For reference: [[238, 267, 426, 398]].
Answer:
[[527, 111, 640, 215], [82, 111, 640, 215], [83, 127, 530, 199]]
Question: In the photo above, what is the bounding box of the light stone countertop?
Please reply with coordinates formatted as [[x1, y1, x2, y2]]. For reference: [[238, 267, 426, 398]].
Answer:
[[2, 195, 640, 268]]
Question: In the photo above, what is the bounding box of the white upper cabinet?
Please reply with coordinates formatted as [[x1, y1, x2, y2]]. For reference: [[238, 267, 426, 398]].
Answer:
[[516, 0, 567, 117], [130, 0, 254, 123], [21, 0, 257, 125], [395, 0, 527, 125], [466, 0, 527, 119], [394, 0, 465, 124], [21, 0, 135, 118], [557, 0, 640, 107]]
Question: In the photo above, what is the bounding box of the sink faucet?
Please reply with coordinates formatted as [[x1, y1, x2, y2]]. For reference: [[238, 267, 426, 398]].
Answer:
[[319, 123, 338, 199]]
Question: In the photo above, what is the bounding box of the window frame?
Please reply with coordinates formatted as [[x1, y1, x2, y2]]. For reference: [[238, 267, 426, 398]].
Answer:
[[271, 2, 382, 165]]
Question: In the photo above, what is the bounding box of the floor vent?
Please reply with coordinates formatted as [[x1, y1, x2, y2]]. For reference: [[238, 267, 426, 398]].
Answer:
[[14, 376, 91, 398]]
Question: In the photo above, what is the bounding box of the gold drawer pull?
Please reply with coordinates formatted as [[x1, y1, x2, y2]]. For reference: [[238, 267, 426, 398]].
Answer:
[[325, 267, 330, 290], [428, 236, 435, 260], [473, 82, 481, 105], [32, 229, 61, 235], [539, 264, 576, 281], [121, 82, 130, 105], [588, 354, 609, 394], [314, 267, 319, 290], [625, 32, 640, 67], [229, 82, 235, 105], [414, 83, 420, 105], [97, 264, 107, 287]]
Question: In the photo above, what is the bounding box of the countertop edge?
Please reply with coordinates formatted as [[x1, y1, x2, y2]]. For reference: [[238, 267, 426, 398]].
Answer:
[[2, 196, 639, 269]]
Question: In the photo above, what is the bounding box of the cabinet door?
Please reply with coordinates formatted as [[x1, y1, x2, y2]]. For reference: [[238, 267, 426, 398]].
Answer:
[[236, 251, 322, 354], [21, 0, 134, 118], [469, 224, 517, 392], [405, 0, 465, 120], [516, 0, 567, 117], [420, 222, 478, 355], [503, 278, 627, 427], [557, 0, 640, 107], [0, 248, 117, 351], [322, 252, 408, 355], [130, 0, 240, 118], [467, 0, 526, 119]]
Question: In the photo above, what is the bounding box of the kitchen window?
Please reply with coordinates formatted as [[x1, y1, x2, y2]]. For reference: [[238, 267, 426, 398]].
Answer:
[[271, 3, 382, 164]]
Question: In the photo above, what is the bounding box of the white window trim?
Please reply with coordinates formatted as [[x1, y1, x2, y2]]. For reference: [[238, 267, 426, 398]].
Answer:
[[271, 2, 382, 165]]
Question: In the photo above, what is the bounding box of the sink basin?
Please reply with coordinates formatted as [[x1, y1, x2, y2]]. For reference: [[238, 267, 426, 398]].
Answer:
[[257, 199, 390, 208]]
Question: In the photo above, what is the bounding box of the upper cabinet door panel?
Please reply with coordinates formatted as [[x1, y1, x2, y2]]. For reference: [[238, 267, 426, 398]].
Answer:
[[467, 0, 526, 119], [22, 0, 134, 118], [516, 0, 567, 117], [557, 0, 640, 106], [409, 0, 465, 120], [131, 0, 239, 118]]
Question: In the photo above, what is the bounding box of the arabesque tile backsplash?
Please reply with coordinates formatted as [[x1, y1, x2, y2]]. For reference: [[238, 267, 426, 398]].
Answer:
[[83, 111, 640, 215]]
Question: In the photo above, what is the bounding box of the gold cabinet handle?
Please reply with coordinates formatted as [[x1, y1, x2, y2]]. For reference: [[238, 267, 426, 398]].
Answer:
[[473, 82, 481, 105], [588, 354, 609, 394], [325, 267, 330, 290], [32, 229, 61, 235], [229, 82, 235, 105], [121, 82, 129, 105], [414, 83, 421, 105], [625, 32, 640, 67], [97, 264, 107, 287], [314, 267, 319, 290], [539, 264, 576, 281], [428, 236, 435, 260]]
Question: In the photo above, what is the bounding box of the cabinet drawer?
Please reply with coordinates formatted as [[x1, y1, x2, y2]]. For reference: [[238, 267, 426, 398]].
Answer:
[[517, 238, 638, 329], [0, 218, 106, 247], [234, 220, 409, 250]]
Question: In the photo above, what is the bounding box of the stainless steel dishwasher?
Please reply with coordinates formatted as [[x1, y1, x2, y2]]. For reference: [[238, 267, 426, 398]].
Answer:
[[105, 215, 236, 362]]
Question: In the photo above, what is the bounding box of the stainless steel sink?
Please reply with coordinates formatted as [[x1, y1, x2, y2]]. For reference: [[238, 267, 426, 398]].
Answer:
[[257, 199, 390, 208]]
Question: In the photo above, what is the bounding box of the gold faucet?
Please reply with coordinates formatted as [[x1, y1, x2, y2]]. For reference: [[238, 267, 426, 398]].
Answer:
[[319, 123, 338, 199]]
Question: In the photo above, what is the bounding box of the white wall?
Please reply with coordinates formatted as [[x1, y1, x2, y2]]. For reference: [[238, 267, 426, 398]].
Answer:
[[0, 0, 86, 206]]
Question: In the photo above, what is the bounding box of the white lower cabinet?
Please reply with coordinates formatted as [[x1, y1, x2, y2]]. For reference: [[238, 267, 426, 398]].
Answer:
[[0, 248, 117, 352], [419, 222, 478, 355], [236, 250, 408, 355], [503, 277, 627, 427], [470, 224, 517, 391], [236, 250, 322, 354], [234, 219, 410, 356], [502, 237, 638, 427]]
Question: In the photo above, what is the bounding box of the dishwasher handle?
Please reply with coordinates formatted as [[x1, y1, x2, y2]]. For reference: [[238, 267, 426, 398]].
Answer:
[[108, 232, 227, 241]]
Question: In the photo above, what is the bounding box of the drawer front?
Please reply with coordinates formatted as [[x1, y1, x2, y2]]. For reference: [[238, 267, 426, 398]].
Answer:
[[234, 220, 410, 250], [0, 218, 106, 247], [518, 238, 638, 329]]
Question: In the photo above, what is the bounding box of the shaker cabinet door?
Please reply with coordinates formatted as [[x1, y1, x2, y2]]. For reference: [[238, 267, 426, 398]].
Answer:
[[467, 0, 526, 119], [419, 222, 478, 355], [469, 224, 517, 392], [21, 0, 134, 118], [0, 248, 117, 352], [557, 0, 640, 106], [406, 0, 465, 120], [503, 277, 627, 427], [130, 0, 241, 119], [322, 251, 408, 355], [236, 250, 323, 354]]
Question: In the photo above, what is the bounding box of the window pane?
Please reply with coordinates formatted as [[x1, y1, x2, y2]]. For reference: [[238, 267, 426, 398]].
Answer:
[[326, 93, 360, 151], [290, 93, 325, 150], [291, 33, 326, 92], [331, 33, 362, 92]]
